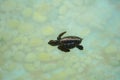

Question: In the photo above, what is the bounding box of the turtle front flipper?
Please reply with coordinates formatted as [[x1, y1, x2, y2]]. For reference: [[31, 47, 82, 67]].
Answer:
[[58, 46, 70, 52], [57, 31, 66, 40], [76, 45, 83, 50]]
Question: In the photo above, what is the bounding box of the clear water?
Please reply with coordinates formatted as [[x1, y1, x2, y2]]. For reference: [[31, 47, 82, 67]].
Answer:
[[0, 0, 120, 80]]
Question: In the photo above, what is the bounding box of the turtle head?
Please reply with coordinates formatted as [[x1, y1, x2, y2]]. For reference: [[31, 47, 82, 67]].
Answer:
[[48, 40, 59, 46]]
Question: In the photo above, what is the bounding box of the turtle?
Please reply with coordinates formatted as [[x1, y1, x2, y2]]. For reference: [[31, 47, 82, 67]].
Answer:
[[48, 31, 83, 52]]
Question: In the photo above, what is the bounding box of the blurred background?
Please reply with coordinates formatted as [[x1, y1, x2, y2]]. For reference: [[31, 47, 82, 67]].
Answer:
[[0, 0, 120, 80]]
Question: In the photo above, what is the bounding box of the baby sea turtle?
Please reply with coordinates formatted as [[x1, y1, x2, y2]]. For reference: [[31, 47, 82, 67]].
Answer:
[[48, 31, 83, 52]]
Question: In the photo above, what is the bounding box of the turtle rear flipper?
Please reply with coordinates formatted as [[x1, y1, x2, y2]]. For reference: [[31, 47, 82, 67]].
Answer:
[[76, 45, 83, 50], [57, 31, 66, 40]]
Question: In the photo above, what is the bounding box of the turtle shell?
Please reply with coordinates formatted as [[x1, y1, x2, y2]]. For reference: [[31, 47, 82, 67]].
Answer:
[[59, 36, 82, 49]]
